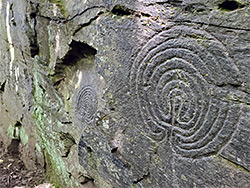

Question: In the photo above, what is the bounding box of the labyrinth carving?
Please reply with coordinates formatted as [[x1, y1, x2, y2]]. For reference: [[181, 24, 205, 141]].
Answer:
[[76, 86, 97, 125], [130, 26, 241, 158]]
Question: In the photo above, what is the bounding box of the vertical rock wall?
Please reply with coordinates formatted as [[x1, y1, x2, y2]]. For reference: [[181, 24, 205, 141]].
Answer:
[[0, 0, 250, 187]]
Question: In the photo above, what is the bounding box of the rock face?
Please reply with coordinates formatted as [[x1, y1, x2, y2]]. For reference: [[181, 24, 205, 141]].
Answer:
[[0, 0, 250, 187]]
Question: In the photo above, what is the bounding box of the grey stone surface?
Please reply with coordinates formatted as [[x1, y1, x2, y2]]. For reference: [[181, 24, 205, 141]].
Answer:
[[0, 0, 250, 187]]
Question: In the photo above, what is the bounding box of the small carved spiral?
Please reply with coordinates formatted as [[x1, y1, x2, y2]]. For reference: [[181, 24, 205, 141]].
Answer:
[[76, 86, 97, 125]]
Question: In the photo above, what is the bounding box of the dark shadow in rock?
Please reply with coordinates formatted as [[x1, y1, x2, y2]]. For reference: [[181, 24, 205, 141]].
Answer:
[[0, 81, 6, 93], [53, 40, 97, 90], [111, 147, 118, 153], [7, 139, 20, 158], [219, 0, 245, 11], [111, 4, 134, 16], [61, 40, 97, 66], [60, 132, 76, 158]]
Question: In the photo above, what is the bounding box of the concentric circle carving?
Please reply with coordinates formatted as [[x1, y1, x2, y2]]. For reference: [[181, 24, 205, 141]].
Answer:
[[76, 86, 97, 124], [130, 26, 241, 158]]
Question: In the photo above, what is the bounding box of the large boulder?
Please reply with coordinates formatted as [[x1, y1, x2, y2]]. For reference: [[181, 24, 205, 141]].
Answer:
[[0, 0, 250, 187]]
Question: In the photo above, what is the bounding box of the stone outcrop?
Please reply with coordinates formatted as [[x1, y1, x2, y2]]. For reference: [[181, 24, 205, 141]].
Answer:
[[0, 0, 250, 187]]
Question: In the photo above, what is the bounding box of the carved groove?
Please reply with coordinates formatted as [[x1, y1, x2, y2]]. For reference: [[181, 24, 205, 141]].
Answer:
[[130, 26, 241, 158]]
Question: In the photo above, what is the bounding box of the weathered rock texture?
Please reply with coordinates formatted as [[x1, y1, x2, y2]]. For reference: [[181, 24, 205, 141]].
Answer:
[[0, 0, 250, 187]]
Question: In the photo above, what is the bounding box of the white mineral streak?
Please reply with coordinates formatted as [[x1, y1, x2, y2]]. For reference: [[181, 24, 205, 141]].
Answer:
[[53, 4, 57, 16], [15, 66, 19, 92], [6, 2, 15, 77], [0, 0, 2, 12], [49, 28, 60, 70], [103, 119, 109, 129], [75, 70, 83, 89], [100, 75, 104, 81], [111, 130, 124, 152], [55, 30, 60, 55]]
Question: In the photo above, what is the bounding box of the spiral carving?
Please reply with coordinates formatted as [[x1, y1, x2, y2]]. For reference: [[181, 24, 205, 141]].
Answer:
[[130, 26, 241, 158], [76, 86, 97, 124]]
